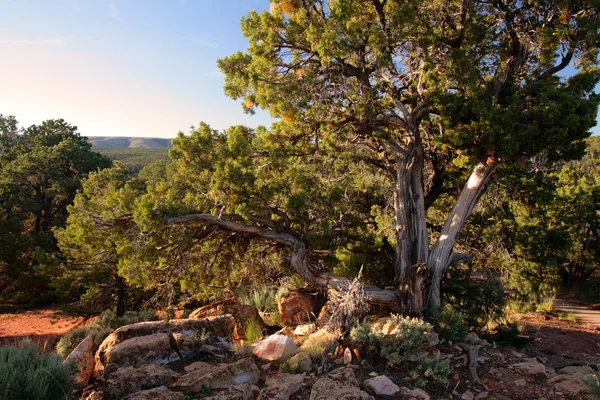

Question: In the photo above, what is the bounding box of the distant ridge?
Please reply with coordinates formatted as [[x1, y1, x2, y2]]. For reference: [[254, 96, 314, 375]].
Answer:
[[87, 136, 173, 149]]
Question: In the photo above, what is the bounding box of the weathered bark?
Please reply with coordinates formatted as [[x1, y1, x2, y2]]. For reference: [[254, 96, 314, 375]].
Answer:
[[164, 213, 407, 312], [393, 142, 428, 286], [427, 161, 497, 309]]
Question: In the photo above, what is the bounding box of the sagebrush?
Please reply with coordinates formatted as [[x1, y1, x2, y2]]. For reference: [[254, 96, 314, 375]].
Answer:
[[0, 340, 75, 400]]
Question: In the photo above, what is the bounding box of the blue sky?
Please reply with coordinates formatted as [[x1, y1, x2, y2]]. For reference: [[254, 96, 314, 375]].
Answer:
[[0, 0, 598, 138]]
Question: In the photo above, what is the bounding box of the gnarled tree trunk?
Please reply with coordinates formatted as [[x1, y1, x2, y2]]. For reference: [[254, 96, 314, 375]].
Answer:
[[427, 160, 497, 309]]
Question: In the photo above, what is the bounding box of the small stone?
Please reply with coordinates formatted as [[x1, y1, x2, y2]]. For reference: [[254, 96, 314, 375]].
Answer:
[[364, 375, 401, 396], [253, 334, 297, 362], [294, 323, 317, 336], [480, 377, 505, 391], [461, 390, 474, 400], [475, 392, 489, 400], [258, 373, 304, 400], [411, 388, 431, 400], [511, 358, 546, 375], [261, 363, 272, 371], [514, 378, 526, 386], [343, 347, 352, 364]]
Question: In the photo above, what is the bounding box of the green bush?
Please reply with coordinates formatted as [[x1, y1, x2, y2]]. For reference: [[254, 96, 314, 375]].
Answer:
[[351, 316, 449, 384], [430, 306, 468, 342], [0, 340, 75, 400], [57, 309, 159, 357], [238, 287, 286, 313], [244, 317, 263, 344], [580, 372, 600, 399]]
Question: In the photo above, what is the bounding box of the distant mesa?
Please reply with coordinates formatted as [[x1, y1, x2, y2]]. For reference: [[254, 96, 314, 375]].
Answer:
[[87, 136, 173, 149]]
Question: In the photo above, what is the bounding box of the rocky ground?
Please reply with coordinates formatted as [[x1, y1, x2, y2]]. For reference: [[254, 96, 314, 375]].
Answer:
[[50, 296, 598, 400], [2, 295, 599, 399]]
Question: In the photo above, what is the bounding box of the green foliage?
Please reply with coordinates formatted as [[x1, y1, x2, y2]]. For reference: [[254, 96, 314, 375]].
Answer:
[[580, 372, 600, 399], [97, 148, 170, 175], [487, 322, 534, 349], [53, 165, 149, 314], [351, 316, 449, 384], [279, 358, 306, 374], [244, 317, 263, 344], [429, 306, 468, 342], [0, 115, 111, 304], [238, 287, 286, 313], [56, 309, 158, 357], [0, 340, 75, 400]]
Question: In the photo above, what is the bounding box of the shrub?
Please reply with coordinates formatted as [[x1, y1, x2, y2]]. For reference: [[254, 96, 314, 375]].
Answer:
[[57, 309, 159, 357], [351, 316, 449, 383], [430, 306, 468, 342], [238, 287, 286, 313], [244, 317, 263, 344], [0, 340, 75, 400], [301, 328, 338, 357], [581, 372, 600, 399]]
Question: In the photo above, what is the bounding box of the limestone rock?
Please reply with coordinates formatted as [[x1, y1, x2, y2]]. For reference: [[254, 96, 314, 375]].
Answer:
[[309, 367, 374, 400], [203, 383, 261, 400], [126, 386, 186, 400], [558, 365, 594, 376], [253, 334, 297, 362], [63, 335, 95, 387], [172, 357, 260, 393], [511, 358, 546, 375], [184, 361, 212, 373], [286, 352, 312, 372], [343, 347, 352, 365], [104, 364, 180, 400], [189, 297, 267, 340], [258, 373, 304, 400], [294, 323, 317, 336], [410, 388, 431, 400], [278, 290, 315, 325], [461, 390, 474, 400], [95, 316, 235, 374], [364, 375, 401, 396], [553, 378, 587, 396]]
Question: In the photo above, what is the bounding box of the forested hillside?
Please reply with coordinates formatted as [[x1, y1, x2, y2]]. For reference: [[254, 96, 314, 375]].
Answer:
[[97, 148, 170, 174]]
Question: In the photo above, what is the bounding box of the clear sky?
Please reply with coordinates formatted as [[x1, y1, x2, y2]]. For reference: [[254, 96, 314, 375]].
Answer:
[[0, 0, 598, 138], [0, 0, 274, 138]]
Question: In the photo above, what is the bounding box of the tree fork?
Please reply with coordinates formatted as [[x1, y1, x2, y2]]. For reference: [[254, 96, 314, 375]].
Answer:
[[427, 161, 497, 309]]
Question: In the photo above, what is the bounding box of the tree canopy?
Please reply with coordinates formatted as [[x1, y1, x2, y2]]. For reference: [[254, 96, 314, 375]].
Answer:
[[0, 115, 111, 303]]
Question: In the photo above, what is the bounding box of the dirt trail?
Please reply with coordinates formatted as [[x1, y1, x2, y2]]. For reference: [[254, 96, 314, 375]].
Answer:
[[555, 299, 600, 327], [0, 307, 84, 346]]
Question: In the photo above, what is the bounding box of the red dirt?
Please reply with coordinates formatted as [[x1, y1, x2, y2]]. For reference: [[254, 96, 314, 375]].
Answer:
[[0, 307, 84, 347]]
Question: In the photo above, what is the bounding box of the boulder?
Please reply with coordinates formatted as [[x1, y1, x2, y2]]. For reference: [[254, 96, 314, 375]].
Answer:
[[63, 335, 95, 387], [184, 361, 212, 373], [101, 333, 175, 373], [363, 375, 401, 396], [511, 358, 546, 375], [278, 290, 315, 325], [126, 386, 186, 400], [294, 323, 317, 336], [558, 365, 594, 376], [253, 334, 297, 362], [258, 373, 304, 400], [286, 352, 312, 372], [172, 357, 260, 393], [104, 364, 180, 400], [309, 367, 374, 400], [203, 383, 261, 400], [189, 297, 267, 340], [553, 377, 587, 396], [95, 316, 235, 374]]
